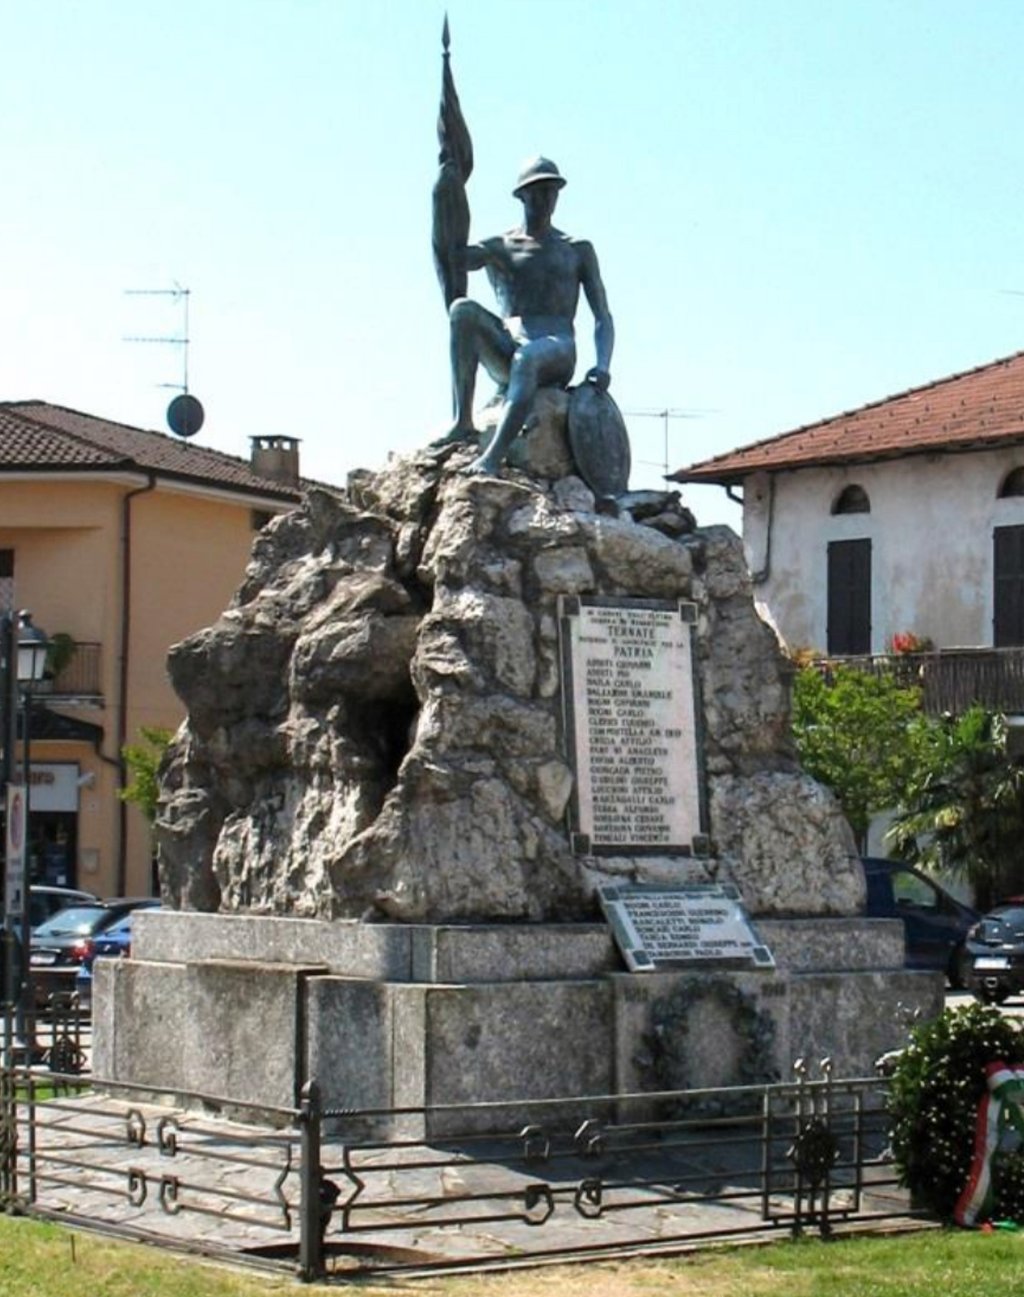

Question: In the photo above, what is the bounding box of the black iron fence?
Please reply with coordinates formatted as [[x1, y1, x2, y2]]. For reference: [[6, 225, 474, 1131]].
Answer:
[[1, 1066, 307, 1277], [0, 1056, 923, 1282]]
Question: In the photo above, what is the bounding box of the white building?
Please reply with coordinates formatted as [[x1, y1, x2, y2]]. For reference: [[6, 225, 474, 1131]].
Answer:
[[674, 350, 1024, 686]]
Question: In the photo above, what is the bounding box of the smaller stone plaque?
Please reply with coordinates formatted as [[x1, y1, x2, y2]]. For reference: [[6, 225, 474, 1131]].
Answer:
[[598, 883, 775, 973]]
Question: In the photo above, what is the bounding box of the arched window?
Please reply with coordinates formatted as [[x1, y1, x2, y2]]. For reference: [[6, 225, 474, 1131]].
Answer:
[[832, 484, 870, 515], [998, 467, 1024, 498]]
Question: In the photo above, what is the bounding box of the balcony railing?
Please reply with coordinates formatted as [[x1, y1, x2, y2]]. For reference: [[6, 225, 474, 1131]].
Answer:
[[34, 641, 102, 701], [822, 647, 1024, 716]]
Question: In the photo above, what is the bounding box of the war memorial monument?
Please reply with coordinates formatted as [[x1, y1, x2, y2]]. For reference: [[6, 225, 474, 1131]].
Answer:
[[93, 30, 942, 1129]]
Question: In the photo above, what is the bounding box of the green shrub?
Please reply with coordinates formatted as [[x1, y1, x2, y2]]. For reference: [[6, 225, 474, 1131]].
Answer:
[[888, 1003, 1024, 1219]]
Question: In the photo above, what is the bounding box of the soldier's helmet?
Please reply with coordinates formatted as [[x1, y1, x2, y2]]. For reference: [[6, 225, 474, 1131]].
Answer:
[[512, 156, 566, 197]]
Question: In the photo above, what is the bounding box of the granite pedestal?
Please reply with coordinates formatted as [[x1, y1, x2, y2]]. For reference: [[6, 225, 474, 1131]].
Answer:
[[92, 910, 942, 1136]]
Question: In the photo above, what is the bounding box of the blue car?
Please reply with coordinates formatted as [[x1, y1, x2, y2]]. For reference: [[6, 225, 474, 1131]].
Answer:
[[91, 912, 136, 960], [75, 907, 157, 1005]]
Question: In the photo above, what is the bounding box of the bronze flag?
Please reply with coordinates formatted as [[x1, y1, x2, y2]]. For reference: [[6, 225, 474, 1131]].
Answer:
[[432, 16, 473, 309]]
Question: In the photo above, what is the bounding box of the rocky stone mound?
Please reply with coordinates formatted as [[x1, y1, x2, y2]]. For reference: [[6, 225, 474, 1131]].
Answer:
[[156, 444, 862, 922]]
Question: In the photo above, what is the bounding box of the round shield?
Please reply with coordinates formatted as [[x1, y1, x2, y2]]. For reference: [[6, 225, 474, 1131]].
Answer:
[[567, 384, 631, 499]]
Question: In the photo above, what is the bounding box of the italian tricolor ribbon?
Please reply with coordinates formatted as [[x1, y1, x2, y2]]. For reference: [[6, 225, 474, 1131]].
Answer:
[[954, 1060, 1024, 1227]]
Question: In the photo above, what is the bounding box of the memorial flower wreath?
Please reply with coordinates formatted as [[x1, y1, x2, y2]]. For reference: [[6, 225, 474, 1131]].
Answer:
[[888, 1002, 1024, 1222]]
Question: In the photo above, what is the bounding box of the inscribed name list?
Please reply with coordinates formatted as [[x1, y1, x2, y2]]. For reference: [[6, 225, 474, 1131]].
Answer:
[[598, 883, 775, 972], [563, 599, 703, 853]]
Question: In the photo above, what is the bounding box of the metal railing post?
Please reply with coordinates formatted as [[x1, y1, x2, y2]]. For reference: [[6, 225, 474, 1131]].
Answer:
[[759, 1082, 772, 1222], [26, 1067, 37, 1204], [298, 1078, 323, 1282], [0, 1063, 12, 1204]]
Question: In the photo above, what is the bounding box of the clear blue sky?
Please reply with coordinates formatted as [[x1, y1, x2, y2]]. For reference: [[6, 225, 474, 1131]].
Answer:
[[4, 1, 1024, 528]]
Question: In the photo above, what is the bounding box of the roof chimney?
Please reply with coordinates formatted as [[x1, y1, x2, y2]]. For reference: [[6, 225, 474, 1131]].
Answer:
[[250, 435, 300, 486]]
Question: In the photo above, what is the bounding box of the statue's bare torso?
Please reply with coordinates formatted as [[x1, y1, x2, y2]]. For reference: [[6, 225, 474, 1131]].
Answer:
[[482, 228, 589, 336]]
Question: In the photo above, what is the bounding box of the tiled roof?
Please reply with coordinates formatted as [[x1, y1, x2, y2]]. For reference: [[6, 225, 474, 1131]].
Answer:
[[0, 401, 309, 501], [673, 349, 1024, 484]]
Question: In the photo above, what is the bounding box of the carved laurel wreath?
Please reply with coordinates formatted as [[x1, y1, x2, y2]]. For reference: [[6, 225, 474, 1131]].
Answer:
[[634, 975, 779, 1111]]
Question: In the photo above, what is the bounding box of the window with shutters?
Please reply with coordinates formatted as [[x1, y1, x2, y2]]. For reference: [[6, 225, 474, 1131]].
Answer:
[[827, 539, 871, 655], [994, 526, 1024, 646]]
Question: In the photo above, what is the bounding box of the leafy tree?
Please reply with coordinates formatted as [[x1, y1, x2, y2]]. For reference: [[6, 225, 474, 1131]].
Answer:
[[120, 726, 173, 824], [791, 663, 936, 853], [887, 707, 1024, 909]]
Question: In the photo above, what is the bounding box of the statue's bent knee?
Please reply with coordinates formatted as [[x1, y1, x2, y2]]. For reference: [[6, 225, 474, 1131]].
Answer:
[[509, 349, 540, 386], [449, 297, 481, 329]]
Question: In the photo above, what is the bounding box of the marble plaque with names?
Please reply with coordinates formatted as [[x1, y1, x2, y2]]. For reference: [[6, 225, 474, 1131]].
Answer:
[[559, 596, 705, 855], [598, 882, 775, 973]]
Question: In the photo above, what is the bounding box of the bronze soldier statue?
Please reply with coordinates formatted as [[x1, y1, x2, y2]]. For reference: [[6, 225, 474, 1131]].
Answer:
[[433, 156, 615, 476]]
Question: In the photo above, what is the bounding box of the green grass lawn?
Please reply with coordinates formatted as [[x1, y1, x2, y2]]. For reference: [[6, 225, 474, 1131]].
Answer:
[[1, 1217, 1023, 1297]]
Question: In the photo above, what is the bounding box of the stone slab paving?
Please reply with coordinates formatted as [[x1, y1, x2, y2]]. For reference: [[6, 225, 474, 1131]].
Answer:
[[9, 1088, 913, 1274]]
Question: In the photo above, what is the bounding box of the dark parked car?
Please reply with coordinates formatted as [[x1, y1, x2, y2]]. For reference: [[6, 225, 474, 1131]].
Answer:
[[964, 904, 1024, 1004], [0, 887, 101, 999], [28, 885, 100, 930], [861, 857, 979, 986], [30, 899, 159, 1006]]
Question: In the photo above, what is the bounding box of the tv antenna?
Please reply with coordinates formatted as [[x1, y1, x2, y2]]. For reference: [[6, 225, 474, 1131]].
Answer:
[[123, 283, 205, 437], [624, 408, 716, 479]]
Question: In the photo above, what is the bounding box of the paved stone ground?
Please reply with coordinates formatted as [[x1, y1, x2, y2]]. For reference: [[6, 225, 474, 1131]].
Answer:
[[9, 1085, 913, 1276]]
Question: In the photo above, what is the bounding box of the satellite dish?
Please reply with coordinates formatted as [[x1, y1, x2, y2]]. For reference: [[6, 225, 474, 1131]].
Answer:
[[167, 393, 205, 438]]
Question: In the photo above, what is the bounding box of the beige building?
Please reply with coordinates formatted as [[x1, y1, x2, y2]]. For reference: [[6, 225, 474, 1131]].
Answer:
[[0, 401, 311, 900]]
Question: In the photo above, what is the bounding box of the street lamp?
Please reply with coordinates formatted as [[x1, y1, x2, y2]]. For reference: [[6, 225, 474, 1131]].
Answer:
[[3, 610, 50, 1065], [16, 612, 49, 695]]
